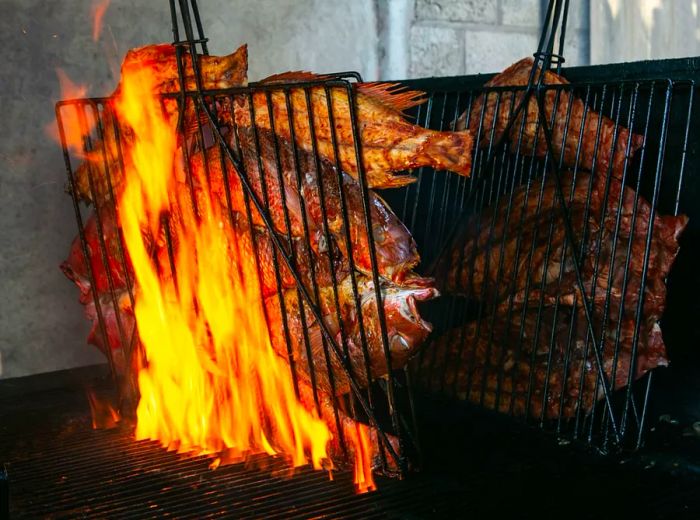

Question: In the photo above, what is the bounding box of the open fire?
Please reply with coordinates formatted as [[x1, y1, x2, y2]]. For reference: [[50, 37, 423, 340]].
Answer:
[[57, 45, 397, 491], [116, 65, 334, 473], [58, 15, 478, 488]]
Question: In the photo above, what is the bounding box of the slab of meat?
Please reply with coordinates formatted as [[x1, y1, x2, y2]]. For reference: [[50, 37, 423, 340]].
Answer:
[[456, 58, 644, 177], [416, 303, 667, 419], [428, 168, 687, 419], [434, 170, 688, 320]]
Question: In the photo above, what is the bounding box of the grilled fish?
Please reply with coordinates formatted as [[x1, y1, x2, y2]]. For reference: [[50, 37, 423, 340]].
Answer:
[[118, 42, 248, 94], [63, 181, 435, 398], [74, 121, 420, 286], [457, 58, 644, 176], [229, 71, 473, 188], [267, 275, 438, 397], [234, 127, 420, 284], [72, 43, 249, 205]]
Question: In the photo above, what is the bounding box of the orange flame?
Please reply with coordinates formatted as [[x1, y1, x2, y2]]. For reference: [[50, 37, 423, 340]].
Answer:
[[91, 0, 111, 42], [114, 64, 332, 471], [86, 388, 120, 429], [47, 69, 92, 156], [346, 423, 377, 493]]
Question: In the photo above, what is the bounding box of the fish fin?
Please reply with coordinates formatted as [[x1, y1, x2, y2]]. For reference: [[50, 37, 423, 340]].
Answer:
[[307, 326, 325, 355], [355, 82, 427, 113], [260, 71, 331, 84]]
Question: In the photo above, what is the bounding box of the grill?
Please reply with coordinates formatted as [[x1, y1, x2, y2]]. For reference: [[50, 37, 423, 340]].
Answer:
[[402, 59, 698, 451], [4, 0, 700, 516]]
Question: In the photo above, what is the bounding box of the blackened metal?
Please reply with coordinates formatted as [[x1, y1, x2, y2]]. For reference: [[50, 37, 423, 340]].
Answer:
[[0, 464, 8, 520], [534, 87, 621, 440], [57, 101, 117, 381]]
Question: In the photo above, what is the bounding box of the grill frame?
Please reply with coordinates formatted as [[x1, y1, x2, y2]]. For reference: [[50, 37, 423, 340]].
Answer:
[[54, 0, 700, 488], [395, 60, 698, 452], [56, 0, 435, 476]]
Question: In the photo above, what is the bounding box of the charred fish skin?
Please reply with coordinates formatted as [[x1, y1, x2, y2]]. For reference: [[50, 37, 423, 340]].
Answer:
[[458, 58, 643, 177], [434, 170, 688, 320], [229, 71, 473, 188]]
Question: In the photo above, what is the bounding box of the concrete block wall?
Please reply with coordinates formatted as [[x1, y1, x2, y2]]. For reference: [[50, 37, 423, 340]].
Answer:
[[0, 0, 594, 379], [406, 0, 590, 79], [0, 0, 379, 379]]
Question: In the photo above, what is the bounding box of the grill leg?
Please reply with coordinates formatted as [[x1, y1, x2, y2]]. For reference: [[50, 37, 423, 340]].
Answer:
[[1, 464, 8, 519]]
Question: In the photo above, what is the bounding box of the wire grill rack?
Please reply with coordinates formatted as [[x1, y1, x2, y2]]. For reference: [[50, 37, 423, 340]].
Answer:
[[55, 0, 699, 478]]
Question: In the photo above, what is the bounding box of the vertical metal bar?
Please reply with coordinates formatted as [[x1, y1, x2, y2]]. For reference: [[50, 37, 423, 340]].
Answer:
[[344, 82, 407, 474], [189, 0, 209, 54], [534, 86, 621, 443], [408, 96, 434, 233], [673, 82, 694, 215], [624, 82, 673, 446], [476, 89, 521, 409], [581, 85, 625, 445], [244, 93, 311, 418], [400, 101, 424, 224], [282, 88, 348, 455], [57, 102, 117, 382], [422, 91, 450, 252], [435, 92, 464, 250], [599, 84, 639, 447], [105, 103, 142, 396], [320, 85, 383, 442], [300, 86, 356, 459]]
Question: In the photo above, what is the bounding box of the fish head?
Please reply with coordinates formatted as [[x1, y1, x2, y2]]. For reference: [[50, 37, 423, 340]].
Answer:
[[379, 281, 439, 359], [368, 192, 420, 283]]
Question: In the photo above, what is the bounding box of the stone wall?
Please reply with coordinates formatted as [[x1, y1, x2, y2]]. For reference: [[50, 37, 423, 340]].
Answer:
[[0, 0, 379, 379], [405, 0, 590, 79], [591, 0, 700, 64]]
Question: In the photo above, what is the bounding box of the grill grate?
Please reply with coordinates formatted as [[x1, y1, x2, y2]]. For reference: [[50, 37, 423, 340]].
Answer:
[[3, 367, 700, 518]]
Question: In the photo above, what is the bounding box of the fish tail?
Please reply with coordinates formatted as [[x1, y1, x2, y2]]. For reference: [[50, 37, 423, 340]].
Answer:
[[421, 129, 474, 177]]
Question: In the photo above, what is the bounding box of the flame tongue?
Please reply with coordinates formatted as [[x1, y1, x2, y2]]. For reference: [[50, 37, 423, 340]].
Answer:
[[114, 64, 331, 469]]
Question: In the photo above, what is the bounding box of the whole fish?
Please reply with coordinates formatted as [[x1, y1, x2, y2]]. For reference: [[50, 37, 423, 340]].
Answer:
[[118, 43, 248, 94], [456, 58, 644, 177], [72, 43, 249, 205], [266, 275, 438, 397], [229, 71, 473, 188], [234, 127, 420, 284]]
